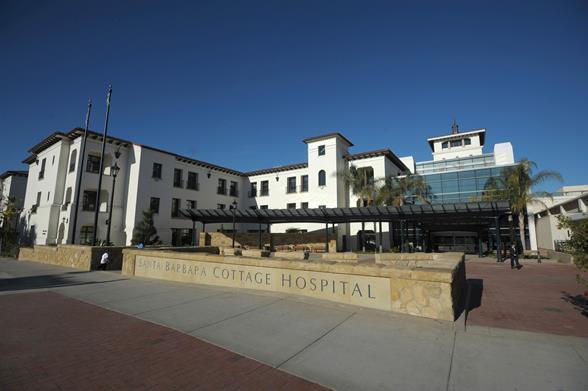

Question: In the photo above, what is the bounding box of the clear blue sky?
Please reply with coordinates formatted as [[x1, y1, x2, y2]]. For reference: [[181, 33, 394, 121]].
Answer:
[[1, 0, 586, 191]]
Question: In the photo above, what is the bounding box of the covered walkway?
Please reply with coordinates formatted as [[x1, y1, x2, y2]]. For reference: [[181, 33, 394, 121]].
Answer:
[[182, 201, 514, 259]]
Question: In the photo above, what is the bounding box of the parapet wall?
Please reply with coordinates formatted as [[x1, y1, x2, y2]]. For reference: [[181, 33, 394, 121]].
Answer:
[[200, 232, 337, 252], [122, 248, 465, 321], [18, 245, 127, 270]]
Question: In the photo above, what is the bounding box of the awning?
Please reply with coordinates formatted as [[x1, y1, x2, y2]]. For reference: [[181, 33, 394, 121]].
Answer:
[[180, 201, 511, 225]]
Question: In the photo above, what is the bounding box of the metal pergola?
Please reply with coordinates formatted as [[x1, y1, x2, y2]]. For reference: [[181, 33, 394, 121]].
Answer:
[[181, 201, 513, 260]]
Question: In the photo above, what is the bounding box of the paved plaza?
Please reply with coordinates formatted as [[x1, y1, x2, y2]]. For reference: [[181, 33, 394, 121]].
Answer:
[[1, 258, 587, 390]]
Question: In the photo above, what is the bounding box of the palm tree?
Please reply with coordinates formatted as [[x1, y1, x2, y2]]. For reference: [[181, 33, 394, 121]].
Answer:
[[484, 159, 563, 251], [339, 165, 378, 207], [377, 174, 430, 206]]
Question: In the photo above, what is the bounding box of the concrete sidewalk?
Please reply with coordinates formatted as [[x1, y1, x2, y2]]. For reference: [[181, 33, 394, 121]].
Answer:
[[1, 258, 587, 391]]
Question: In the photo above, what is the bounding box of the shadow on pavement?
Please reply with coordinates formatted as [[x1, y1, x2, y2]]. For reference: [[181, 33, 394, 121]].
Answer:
[[561, 291, 588, 318], [0, 272, 129, 292], [464, 278, 483, 323]]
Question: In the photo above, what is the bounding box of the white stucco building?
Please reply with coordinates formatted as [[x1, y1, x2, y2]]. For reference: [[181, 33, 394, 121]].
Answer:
[[0, 170, 28, 228], [19, 123, 521, 252], [19, 129, 411, 247]]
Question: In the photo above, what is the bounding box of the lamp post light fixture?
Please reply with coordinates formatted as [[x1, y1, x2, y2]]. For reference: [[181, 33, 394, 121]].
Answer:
[[231, 199, 238, 248], [105, 162, 120, 246]]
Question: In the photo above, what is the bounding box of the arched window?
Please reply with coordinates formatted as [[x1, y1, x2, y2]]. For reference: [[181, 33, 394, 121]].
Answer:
[[69, 149, 77, 172], [318, 170, 326, 186]]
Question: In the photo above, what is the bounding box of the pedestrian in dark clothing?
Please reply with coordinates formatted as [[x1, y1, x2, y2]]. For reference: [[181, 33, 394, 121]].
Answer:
[[510, 243, 522, 269]]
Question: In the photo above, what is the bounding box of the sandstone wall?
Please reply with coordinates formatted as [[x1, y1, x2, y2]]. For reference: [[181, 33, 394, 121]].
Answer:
[[200, 232, 337, 252], [122, 249, 465, 321], [18, 245, 128, 270]]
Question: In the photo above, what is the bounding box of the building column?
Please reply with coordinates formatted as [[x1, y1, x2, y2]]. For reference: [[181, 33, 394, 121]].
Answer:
[[527, 213, 538, 251], [325, 222, 330, 253]]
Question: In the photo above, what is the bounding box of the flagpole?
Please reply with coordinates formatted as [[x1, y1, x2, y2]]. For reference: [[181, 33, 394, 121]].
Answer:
[[71, 99, 92, 244], [92, 85, 113, 246]]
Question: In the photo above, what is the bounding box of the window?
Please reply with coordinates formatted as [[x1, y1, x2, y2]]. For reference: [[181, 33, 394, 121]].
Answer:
[[171, 198, 180, 217], [38, 158, 46, 179], [217, 179, 227, 195], [187, 200, 196, 209], [441, 141, 448, 149], [450, 139, 462, 147], [287, 177, 296, 193], [69, 150, 77, 172], [249, 205, 257, 210], [260, 180, 269, 196], [260, 205, 268, 209], [173, 169, 183, 188], [80, 226, 94, 245], [83, 191, 97, 211], [150, 197, 160, 213], [32, 192, 41, 213], [217, 203, 226, 210], [318, 145, 326, 156], [187, 172, 199, 190], [249, 182, 257, 197], [318, 170, 326, 186], [357, 167, 374, 186], [464, 138, 471, 146], [319, 205, 326, 209], [301, 202, 309, 209], [152, 163, 162, 179], [287, 203, 296, 209], [301, 175, 308, 192], [63, 187, 72, 210], [52, 155, 55, 165], [47, 192, 50, 201], [87, 155, 101, 173], [229, 181, 238, 197]]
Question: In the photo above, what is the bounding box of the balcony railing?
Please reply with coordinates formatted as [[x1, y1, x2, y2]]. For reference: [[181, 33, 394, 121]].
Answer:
[[286, 185, 308, 194], [229, 189, 239, 197], [173, 179, 184, 188], [217, 187, 227, 195], [260, 189, 269, 197], [286, 186, 297, 194]]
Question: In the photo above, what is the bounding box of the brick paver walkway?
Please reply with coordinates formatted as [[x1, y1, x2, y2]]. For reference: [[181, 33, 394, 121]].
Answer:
[[466, 261, 588, 336], [0, 291, 327, 390]]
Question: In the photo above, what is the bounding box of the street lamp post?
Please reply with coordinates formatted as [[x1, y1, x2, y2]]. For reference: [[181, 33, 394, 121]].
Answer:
[[105, 162, 120, 246], [231, 199, 238, 248]]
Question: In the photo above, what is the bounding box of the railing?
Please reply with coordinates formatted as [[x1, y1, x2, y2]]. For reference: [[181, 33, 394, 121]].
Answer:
[[286, 185, 308, 194], [217, 187, 227, 195], [173, 179, 184, 188], [286, 186, 297, 194], [260, 189, 269, 196], [229, 189, 239, 197]]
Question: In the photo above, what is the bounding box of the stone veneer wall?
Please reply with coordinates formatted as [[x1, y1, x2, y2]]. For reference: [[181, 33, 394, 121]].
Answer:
[[122, 248, 465, 321], [200, 232, 337, 253], [18, 245, 127, 270]]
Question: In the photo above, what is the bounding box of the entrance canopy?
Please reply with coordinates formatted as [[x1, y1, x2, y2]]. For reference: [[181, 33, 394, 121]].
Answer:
[[181, 201, 511, 225]]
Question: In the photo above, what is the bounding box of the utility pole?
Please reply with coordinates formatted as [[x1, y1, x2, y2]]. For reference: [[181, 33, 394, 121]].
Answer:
[[92, 85, 112, 246], [71, 99, 92, 244]]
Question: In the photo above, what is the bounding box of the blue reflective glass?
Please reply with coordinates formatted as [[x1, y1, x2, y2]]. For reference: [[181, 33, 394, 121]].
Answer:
[[458, 170, 476, 179], [443, 180, 459, 193], [460, 178, 477, 192], [442, 172, 458, 180]]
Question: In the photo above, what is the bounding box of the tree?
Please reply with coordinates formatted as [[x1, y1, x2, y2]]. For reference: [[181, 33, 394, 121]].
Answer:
[[0, 197, 19, 256], [377, 173, 430, 206], [131, 209, 161, 245], [339, 165, 378, 207], [557, 216, 588, 287], [483, 159, 563, 251]]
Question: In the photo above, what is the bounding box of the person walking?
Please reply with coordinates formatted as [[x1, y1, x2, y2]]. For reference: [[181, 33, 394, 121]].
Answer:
[[510, 243, 522, 270], [99, 251, 109, 271]]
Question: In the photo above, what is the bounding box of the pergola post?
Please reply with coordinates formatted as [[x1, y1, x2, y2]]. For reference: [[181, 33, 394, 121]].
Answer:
[[268, 224, 272, 251], [495, 216, 502, 262], [400, 219, 405, 253], [192, 220, 196, 246], [258, 222, 262, 249], [378, 220, 383, 253], [361, 221, 365, 252], [325, 222, 329, 253]]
